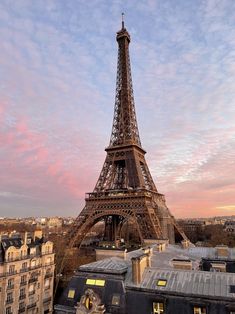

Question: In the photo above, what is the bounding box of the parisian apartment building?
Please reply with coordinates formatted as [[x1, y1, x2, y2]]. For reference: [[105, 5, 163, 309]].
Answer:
[[0, 231, 55, 314]]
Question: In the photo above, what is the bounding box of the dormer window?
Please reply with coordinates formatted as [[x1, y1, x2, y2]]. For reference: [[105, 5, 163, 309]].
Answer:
[[193, 306, 207, 314]]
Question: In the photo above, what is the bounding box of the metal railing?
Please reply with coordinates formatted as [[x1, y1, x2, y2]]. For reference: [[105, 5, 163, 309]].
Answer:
[[20, 281, 27, 286], [43, 296, 52, 303], [27, 302, 36, 309], [28, 277, 38, 283]]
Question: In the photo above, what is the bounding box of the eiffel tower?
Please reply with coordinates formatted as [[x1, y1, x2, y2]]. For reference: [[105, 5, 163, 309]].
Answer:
[[67, 19, 187, 249]]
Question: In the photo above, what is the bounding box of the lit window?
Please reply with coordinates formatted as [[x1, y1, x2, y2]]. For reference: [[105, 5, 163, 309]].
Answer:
[[156, 279, 167, 287], [193, 306, 207, 314], [95, 279, 105, 287], [86, 278, 105, 286], [68, 289, 75, 299], [112, 294, 120, 306], [86, 279, 96, 285], [153, 302, 164, 314]]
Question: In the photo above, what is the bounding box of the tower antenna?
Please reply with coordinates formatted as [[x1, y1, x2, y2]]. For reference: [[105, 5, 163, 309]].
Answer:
[[122, 12, 125, 29]]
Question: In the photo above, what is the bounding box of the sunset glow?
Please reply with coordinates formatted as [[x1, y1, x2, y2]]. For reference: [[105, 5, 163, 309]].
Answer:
[[0, 0, 234, 218]]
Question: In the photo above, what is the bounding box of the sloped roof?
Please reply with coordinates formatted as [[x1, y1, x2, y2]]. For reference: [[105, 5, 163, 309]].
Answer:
[[126, 267, 235, 300], [79, 257, 129, 275]]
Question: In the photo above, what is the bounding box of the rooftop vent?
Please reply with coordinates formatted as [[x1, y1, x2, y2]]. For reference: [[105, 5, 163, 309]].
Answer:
[[172, 259, 192, 270], [216, 245, 229, 258]]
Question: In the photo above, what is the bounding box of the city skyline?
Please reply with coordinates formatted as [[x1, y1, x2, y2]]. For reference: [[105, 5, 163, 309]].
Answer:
[[0, 0, 235, 218]]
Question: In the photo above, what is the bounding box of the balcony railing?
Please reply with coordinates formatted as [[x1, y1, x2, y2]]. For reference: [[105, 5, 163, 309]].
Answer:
[[6, 270, 17, 276], [6, 284, 14, 290], [5, 252, 55, 263], [0, 262, 55, 278], [27, 302, 36, 309], [18, 307, 26, 314], [20, 281, 27, 286], [28, 277, 38, 283], [45, 272, 53, 278], [29, 264, 42, 270], [43, 296, 52, 303]]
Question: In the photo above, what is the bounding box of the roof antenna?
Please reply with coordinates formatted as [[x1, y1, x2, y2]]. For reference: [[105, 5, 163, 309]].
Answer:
[[122, 12, 125, 29]]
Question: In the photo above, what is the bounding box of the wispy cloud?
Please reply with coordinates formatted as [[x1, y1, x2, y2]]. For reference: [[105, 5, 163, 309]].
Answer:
[[0, 0, 234, 217]]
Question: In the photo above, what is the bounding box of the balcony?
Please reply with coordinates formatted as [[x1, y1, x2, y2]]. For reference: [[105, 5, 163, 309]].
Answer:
[[28, 290, 36, 296], [27, 302, 36, 309], [28, 277, 38, 283], [18, 307, 26, 313], [19, 294, 26, 300], [6, 284, 14, 290], [45, 272, 53, 279], [20, 268, 28, 273], [20, 281, 27, 286], [29, 264, 42, 270], [43, 296, 52, 303], [6, 270, 17, 276], [6, 298, 14, 305]]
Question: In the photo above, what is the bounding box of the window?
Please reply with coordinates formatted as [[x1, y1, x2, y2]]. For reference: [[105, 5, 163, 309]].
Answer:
[[156, 279, 167, 287], [19, 302, 25, 310], [7, 279, 14, 289], [6, 307, 12, 314], [6, 292, 13, 302], [20, 288, 25, 296], [153, 302, 164, 314], [45, 278, 50, 286], [31, 259, 36, 267], [111, 294, 120, 306], [22, 262, 27, 270], [20, 275, 27, 284], [8, 265, 15, 274], [67, 289, 75, 299], [86, 278, 105, 286], [230, 285, 235, 293], [46, 257, 52, 264], [193, 306, 207, 314]]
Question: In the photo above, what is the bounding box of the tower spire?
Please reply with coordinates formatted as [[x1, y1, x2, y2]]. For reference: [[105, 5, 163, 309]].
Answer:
[[109, 18, 141, 148]]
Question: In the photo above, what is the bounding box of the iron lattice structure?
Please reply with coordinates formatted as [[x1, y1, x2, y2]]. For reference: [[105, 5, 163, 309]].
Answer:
[[66, 22, 188, 250]]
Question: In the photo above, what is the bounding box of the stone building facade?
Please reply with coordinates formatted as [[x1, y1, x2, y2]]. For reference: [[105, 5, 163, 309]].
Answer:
[[0, 231, 55, 314]]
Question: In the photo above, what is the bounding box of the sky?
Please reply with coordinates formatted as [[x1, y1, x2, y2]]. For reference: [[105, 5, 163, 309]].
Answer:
[[0, 0, 234, 218]]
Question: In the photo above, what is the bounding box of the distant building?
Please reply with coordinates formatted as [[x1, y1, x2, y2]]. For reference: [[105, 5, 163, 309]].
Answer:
[[47, 217, 63, 229], [0, 231, 55, 314], [178, 219, 205, 242], [55, 243, 235, 314]]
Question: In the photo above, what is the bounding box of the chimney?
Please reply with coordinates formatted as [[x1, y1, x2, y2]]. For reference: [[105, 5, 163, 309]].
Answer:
[[33, 230, 43, 241], [181, 239, 190, 249], [172, 259, 192, 270], [132, 254, 150, 285], [24, 232, 28, 245]]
